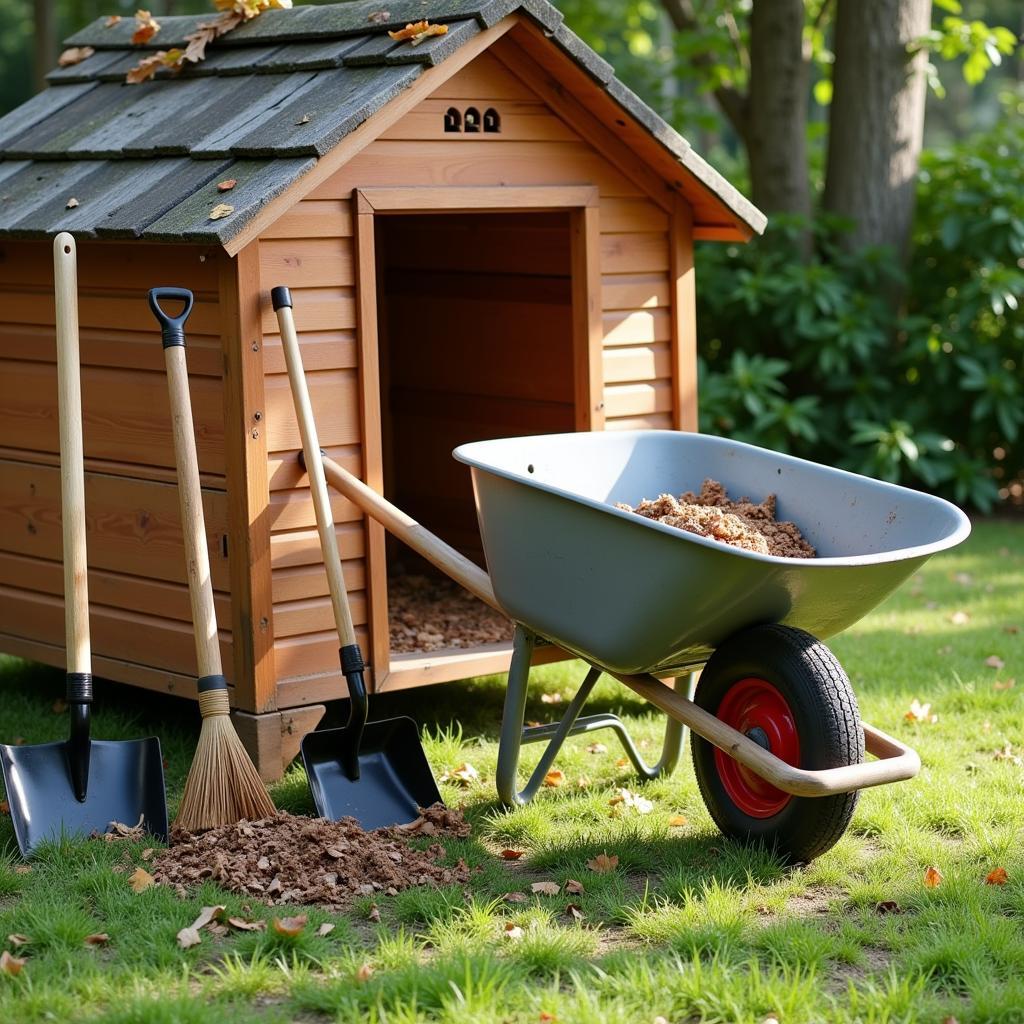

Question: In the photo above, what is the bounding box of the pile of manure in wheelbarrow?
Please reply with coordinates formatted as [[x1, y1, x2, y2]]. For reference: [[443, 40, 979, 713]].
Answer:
[[617, 479, 816, 558], [389, 570, 513, 653], [150, 805, 472, 908]]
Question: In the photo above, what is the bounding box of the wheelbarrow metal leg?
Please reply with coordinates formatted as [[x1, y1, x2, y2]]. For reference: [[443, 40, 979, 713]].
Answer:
[[496, 626, 692, 807]]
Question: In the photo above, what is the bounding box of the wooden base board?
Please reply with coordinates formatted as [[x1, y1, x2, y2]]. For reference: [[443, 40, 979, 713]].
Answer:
[[232, 704, 327, 783]]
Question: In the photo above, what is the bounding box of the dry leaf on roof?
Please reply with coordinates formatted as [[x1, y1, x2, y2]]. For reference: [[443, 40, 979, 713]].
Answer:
[[217, 179, 237, 192], [58, 47, 95, 67], [0, 950, 25, 976], [368, 10, 391, 23], [388, 20, 449, 45], [105, 15, 122, 28], [209, 203, 235, 221], [132, 10, 161, 45]]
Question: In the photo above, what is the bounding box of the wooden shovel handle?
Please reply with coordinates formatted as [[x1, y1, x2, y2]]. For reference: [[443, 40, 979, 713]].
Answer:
[[160, 313, 222, 679], [53, 233, 90, 675], [273, 289, 357, 649]]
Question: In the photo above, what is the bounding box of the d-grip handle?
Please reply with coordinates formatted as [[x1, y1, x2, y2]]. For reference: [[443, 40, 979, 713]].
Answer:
[[148, 287, 194, 349]]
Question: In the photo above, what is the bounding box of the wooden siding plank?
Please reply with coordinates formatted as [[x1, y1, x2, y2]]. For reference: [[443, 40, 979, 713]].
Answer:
[[0, 358, 224, 474], [270, 522, 365, 570], [273, 591, 368, 638], [603, 380, 673, 418], [603, 343, 672, 384], [426, 51, 540, 101], [602, 308, 672, 346], [258, 236, 354, 290], [0, 459, 230, 589], [258, 199, 353, 240], [272, 558, 366, 603], [262, 330, 358, 376], [264, 367, 360, 453], [671, 196, 698, 430], [599, 197, 669, 233], [601, 274, 670, 311], [259, 286, 354, 334], [600, 232, 670, 275]]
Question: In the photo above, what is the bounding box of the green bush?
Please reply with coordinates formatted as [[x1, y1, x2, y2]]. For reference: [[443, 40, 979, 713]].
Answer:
[[695, 92, 1024, 511]]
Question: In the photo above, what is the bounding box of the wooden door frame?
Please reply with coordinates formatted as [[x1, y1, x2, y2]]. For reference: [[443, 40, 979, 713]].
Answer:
[[352, 184, 604, 690]]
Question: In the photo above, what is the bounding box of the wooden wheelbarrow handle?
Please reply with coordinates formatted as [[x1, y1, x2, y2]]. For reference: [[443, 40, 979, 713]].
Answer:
[[313, 451, 920, 798]]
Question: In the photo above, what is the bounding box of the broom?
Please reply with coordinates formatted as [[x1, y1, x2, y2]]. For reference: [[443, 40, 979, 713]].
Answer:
[[150, 287, 276, 831]]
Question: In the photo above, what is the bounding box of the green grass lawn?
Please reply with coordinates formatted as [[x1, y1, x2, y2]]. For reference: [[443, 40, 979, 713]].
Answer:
[[0, 520, 1021, 1023]]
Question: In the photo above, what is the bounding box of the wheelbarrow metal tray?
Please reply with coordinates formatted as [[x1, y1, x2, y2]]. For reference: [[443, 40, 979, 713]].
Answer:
[[454, 431, 971, 677]]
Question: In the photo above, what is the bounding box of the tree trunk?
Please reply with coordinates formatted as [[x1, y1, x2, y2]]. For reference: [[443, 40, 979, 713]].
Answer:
[[823, 0, 932, 262], [33, 0, 57, 94], [746, 0, 811, 224]]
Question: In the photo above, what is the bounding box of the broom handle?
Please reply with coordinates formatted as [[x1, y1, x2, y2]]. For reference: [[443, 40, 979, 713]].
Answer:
[[54, 234, 90, 675], [272, 289, 356, 648], [150, 289, 222, 680]]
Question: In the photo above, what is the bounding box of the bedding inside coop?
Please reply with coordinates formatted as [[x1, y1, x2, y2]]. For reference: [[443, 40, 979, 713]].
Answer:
[[375, 210, 575, 655]]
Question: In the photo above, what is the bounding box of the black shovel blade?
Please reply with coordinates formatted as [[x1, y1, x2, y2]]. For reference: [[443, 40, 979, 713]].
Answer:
[[302, 716, 442, 831], [0, 737, 168, 857]]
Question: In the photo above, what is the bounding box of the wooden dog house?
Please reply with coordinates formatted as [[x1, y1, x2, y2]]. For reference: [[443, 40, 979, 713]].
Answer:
[[0, 0, 764, 778]]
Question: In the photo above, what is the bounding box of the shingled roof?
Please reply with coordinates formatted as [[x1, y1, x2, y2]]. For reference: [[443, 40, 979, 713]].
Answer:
[[0, 0, 766, 246]]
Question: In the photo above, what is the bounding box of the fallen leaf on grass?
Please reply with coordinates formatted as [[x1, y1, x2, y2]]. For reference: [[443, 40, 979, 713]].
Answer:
[[994, 678, 1016, 691], [985, 867, 1009, 886], [367, 904, 381, 923], [0, 801, 8, 815], [875, 900, 901, 914], [190, 906, 226, 932], [440, 762, 479, 787], [585, 742, 607, 754], [586, 853, 619, 874], [993, 742, 1022, 765], [614, 757, 629, 768], [356, 962, 374, 981], [949, 610, 970, 625], [943, 1017, 960, 1024], [531, 881, 560, 896], [539, 1013, 556, 1022], [176, 926, 201, 950], [127, 867, 154, 893], [576, 774, 591, 789], [500, 849, 525, 860], [542, 769, 565, 788], [540, 692, 563, 704], [1004, 625, 1020, 635], [227, 917, 265, 932], [217, 179, 237, 192], [668, 814, 688, 827], [84, 933, 109, 946], [985, 655, 1005, 669], [316, 922, 335, 937], [0, 950, 25, 975], [272, 915, 308, 937], [52, 698, 67, 713], [58, 47, 95, 67], [503, 891, 528, 903], [140, 848, 154, 861], [904, 699, 938, 724], [608, 788, 653, 815], [565, 879, 584, 895], [503, 923, 524, 941], [13, 866, 30, 875], [564, 903, 584, 921], [6, 934, 28, 947], [924, 865, 944, 888], [132, 10, 161, 45], [209, 203, 234, 221]]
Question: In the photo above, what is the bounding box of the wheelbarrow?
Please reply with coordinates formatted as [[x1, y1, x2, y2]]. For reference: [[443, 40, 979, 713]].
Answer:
[[309, 429, 969, 862]]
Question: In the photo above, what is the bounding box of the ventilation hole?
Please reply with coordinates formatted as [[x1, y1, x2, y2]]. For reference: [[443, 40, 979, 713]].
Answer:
[[463, 106, 480, 133], [443, 107, 462, 133], [221, 534, 229, 558], [483, 107, 501, 133]]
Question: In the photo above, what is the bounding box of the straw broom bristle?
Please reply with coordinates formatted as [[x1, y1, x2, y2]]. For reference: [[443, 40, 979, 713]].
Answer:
[[174, 689, 275, 832]]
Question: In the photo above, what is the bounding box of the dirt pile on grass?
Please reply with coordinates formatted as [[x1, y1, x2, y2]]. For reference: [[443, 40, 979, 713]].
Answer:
[[152, 805, 472, 909], [389, 571, 512, 653], [617, 478, 816, 558]]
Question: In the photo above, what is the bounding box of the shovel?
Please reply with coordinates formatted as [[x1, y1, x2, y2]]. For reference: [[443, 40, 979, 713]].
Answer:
[[0, 234, 167, 856], [272, 286, 441, 829]]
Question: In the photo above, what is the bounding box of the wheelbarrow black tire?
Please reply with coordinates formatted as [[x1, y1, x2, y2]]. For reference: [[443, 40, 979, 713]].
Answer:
[[690, 624, 863, 864]]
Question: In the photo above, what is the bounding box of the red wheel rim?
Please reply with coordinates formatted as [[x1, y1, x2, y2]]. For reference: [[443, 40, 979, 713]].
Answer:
[[714, 677, 800, 818]]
